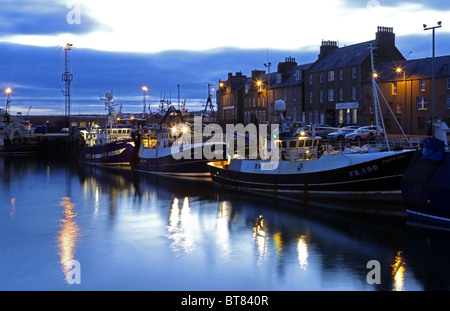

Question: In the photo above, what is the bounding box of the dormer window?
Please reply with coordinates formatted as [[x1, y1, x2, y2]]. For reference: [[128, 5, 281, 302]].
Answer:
[[276, 73, 282, 84]]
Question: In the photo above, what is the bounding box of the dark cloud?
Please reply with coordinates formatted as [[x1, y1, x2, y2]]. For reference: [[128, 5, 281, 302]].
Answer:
[[1, 29, 448, 115], [0, 42, 316, 114]]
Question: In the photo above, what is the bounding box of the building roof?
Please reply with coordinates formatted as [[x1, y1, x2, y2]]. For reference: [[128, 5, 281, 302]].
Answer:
[[377, 55, 450, 82], [268, 62, 314, 88], [307, 41, 372, 73]]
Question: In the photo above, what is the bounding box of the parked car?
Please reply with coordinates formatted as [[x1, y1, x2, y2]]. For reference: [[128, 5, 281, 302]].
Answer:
[[147, 123, 159, 130], [345, 126, 385, 142], [327, 126, 360, 141], [61, 128, 69, 133], [312, 124, 338, 138]]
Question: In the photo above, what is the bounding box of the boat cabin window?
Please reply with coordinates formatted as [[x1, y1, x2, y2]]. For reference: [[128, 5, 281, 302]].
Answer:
[[298, 140, 305, 148], [142, 137, 157, 149], [290, 140, 297, 148]]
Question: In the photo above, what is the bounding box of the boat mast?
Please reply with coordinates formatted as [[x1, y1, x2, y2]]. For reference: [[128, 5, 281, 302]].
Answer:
[[369, 42, 390, 151]]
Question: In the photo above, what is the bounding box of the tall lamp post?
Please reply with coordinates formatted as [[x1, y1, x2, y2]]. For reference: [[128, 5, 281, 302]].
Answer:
[[423, 21, 442, 120], [142, 86, 148, 117], [4, 87, 12, 112]]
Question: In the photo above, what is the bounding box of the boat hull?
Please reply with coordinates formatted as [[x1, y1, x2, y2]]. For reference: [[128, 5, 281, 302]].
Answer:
[[208, 149, 415, 215], [79, 139, 134, 165], [132, 142, 225, 178], [0, 140, 40, 155], [401, 143, 450, 225]]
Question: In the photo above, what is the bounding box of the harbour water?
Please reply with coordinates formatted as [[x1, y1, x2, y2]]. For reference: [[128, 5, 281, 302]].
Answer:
[[1, 155, 449, 291]]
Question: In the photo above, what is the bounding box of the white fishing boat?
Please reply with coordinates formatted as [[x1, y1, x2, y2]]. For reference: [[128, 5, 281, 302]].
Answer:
[[78, 92, 135, 165], [0, 87, 40, 155], [131, 105, 225, 178], [207, 44, 416, 216]]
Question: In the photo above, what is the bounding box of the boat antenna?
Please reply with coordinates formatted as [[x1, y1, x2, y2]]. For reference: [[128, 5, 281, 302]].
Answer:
[[369, 42, 390, 151]]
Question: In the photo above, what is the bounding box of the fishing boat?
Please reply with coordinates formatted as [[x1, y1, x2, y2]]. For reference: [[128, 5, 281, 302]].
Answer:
[[402, 119, 450, 224], [0, 87, 40, 155], [78, 92, 135, 165], [131, 105, 225, 178], [207, 45, 416, 216]]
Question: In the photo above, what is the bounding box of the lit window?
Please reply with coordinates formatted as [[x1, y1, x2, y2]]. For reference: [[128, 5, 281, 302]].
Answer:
[[320, 73, 324, 83], [339, 69, 344, 80], [320, 90, 324, 102], [339, 88, 343, 101], [352, 67, 356, 79]]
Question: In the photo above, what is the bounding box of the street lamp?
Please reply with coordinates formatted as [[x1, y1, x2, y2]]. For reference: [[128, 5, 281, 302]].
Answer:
[[142, 86, 148, 117], [423, 21, 442, 119], [4, 87, 12, 114]]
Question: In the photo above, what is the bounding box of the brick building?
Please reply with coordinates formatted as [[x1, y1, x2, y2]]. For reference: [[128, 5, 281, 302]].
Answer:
[[216, 26, 450, 135], [376, 56, 450, 135], [304, 27, 404, 127], [217, 72, 248, 125]]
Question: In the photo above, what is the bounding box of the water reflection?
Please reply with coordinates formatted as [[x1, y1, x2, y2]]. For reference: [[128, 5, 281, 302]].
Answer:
[[3, 156, 450, 290], [216, 202, 231, 260], [297, 235, 309, 270], [167, 197, 196, 256], [10, 197, 16, 218], [392, 251, 406, 291], [57, 197, 80, 281], [253, 215, 269, 266]]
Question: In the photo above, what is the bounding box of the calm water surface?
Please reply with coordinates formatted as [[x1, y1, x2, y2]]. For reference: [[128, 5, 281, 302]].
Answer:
[[1, 155, 449, 291]]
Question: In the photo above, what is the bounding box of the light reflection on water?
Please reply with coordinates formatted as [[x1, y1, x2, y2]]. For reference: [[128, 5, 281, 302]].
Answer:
[[167, 197, 196, 256], [0, 156, 450, 291], [57, 197, 80, 282]]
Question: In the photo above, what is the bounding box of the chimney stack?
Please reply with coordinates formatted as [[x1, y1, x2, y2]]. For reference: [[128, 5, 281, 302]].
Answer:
[[376, 26, 395, 51], [318, 40, 338, 59]]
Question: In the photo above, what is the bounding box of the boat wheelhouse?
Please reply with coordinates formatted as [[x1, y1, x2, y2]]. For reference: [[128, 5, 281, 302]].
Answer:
[[78, 92, 135, 165]]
